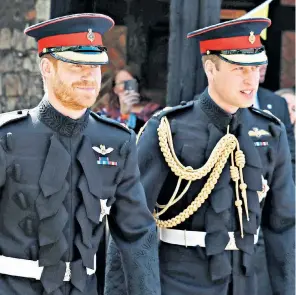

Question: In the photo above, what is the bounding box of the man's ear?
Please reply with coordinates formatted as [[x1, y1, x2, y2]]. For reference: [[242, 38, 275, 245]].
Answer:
[[39, 57, 56, 79], [204, 60, 216, 83]]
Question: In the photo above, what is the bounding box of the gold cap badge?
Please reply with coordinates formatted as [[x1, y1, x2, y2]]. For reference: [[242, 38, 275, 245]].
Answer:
[[249, 31, 256, 44], [87, 29, 95, 42]]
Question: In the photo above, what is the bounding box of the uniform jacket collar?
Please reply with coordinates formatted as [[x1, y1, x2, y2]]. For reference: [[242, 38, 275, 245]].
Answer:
[[36, 96, 90, 137], [199, 88, 244, 133]]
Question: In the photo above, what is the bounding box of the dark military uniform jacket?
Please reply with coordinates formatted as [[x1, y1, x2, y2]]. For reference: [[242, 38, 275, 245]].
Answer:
[[105, 89, 295, 295], [0, 99, 160, 295], [253, 87, 296, 295], [258, 87, 295, 179]]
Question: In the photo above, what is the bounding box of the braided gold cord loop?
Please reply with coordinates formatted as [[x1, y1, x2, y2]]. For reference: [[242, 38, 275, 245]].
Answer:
[[142, 116, 249, 234], [158, 117, 238, 181], [154, 137, 236, 228], [155, 178, 192, 217]]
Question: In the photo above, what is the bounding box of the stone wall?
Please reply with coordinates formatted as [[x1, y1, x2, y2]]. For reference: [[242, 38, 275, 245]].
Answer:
[[280, 0, 295, 88], [0, 0, 51, 112]]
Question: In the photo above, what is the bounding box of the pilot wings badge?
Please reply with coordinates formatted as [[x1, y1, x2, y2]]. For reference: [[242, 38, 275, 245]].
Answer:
[[248, 127, 271, 138], [92, 145, 114, 156], [93, 145, 117, 166]]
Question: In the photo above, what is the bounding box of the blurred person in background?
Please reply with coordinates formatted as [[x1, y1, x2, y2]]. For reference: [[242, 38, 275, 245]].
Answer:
[[256, 64, 292, 128], [94, 64, 162, 133], [92, 70, 114, 112], [275, 87, 296, 127], [256, 64, 295, 176]]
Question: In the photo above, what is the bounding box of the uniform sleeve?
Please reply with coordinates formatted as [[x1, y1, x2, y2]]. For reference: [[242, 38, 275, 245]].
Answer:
[[105, 131, 161, 295], [137, 117, 169, 211], [281, 100, 295, 180], [0, 142, 6, 187], [262, 124, 295, 295]]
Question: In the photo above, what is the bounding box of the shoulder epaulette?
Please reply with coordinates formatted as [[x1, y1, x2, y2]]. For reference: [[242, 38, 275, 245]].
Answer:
[[90, 111, 131, 134], [249, 107, 281, 125], [153, 101, 194, 119], [0, 109, 29, 128]]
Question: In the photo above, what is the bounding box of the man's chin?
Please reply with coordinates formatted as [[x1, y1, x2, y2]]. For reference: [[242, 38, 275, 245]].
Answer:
[[75, 89, 98, 105], [239, 101, 253, 109], [236, 99, 254, 109], [81, 95, 97, 108], [59, 98, 95, 111]]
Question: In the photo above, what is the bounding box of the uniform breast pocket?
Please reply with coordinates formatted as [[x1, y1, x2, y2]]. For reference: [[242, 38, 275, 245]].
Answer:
[[254, 144, 276, 178], [96, 160, 123, 189], [179, 144, 206, 169]]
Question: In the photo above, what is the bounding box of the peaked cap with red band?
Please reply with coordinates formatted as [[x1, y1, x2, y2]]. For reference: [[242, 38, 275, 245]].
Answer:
[[24, 13, 114, 65], [187, 17, 271, 65]]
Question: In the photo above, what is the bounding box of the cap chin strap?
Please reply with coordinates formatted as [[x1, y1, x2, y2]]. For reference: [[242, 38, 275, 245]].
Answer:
[[204, 46, 265, 56], [47, 51, 109, 66], [39, 45, 107, 57]]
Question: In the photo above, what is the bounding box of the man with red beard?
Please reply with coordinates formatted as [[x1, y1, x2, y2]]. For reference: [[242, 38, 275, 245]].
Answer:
[[0, 14, 160, 295]]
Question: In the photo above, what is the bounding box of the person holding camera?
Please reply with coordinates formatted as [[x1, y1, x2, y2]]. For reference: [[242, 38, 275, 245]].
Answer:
[[95, 64, 162, 133], [114, 71, 141, 115]]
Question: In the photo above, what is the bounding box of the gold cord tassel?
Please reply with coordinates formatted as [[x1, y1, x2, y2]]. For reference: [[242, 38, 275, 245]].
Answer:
[[152, 117, 249, 231], [230, 153, 244, 238], [235, 150, 249, 221], [153, 118, 238, 228], [228, 126, 249, 237]]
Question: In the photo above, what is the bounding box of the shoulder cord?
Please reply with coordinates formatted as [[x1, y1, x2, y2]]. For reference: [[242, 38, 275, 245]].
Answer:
[[154, 117, 248, 238], [135, 116, 248, 237]]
